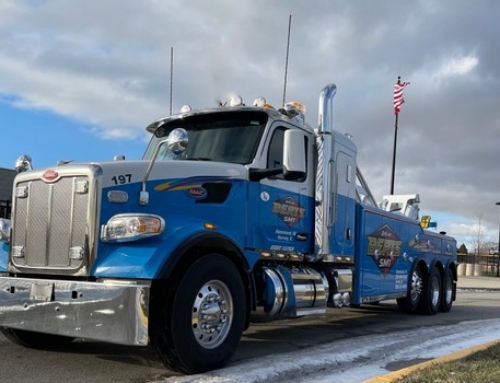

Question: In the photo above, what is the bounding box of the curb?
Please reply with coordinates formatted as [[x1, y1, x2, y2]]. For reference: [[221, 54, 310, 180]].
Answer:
[[363, 339, 500, 383]]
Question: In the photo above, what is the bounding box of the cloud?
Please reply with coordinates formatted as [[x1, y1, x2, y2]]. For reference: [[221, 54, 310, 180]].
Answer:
[[0, 0, 500, 248], [437, 56, 479, 77]]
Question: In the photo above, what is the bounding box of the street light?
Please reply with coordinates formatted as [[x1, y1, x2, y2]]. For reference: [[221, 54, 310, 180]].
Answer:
[[496, 202, 500, 277]]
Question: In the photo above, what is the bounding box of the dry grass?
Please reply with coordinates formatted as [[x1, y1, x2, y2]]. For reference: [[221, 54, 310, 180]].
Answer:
[[394, 342, 500, 383]]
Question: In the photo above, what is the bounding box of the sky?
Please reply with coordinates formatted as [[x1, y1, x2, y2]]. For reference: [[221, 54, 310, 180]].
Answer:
[[0, 0, 499, 251]]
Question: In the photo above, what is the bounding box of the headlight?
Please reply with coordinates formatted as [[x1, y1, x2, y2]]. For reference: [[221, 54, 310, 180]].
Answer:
[[0, 218, 10, 242], [101, 214, 165, 243]]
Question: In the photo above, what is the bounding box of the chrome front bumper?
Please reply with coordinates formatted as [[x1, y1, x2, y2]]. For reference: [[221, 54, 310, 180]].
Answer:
[[0, 277, 150, 346]]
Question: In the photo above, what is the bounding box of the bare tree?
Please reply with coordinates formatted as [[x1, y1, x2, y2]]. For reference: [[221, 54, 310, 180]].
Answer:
[[484, 241, 498, 255], [471, 212, 484, 256]]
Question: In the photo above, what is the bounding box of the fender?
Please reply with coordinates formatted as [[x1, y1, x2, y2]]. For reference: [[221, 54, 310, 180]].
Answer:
[[443, 259, 458, 275], [409, 256, 427, 281], [429, 258, 444, 274], [155, 231, 251, 280], [94, 218, 250, 279], [153, 231, 256, 330]]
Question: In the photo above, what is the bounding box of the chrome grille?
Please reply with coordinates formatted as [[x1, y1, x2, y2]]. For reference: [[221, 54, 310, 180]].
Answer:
[[11, 174, 91, 273]]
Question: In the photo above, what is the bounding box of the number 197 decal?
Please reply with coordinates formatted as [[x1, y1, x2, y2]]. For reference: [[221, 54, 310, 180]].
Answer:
[[111, 174, 132, 185]]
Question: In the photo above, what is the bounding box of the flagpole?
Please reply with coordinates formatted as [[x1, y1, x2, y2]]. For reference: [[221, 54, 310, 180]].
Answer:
[[390, 109, 399, 195], [390, 76, 401, 195]]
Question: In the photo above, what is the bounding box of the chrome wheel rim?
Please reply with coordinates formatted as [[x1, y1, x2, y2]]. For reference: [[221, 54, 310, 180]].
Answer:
[[445, 276, 453, 305], [431, 275, 440, 307], [410, 269, 423, 304], [191, 280, 233, 349]]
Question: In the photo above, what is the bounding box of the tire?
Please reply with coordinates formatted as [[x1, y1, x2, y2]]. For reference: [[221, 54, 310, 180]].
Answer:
[[397, 264, 423, 313], [151, 254, 246, 374], [418, 266, 441, 315], [440, 268, 454, 313], [0, 328, 74, 349]]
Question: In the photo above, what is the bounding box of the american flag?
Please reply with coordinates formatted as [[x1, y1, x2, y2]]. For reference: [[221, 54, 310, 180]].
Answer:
[[393, 80, 410, 115]]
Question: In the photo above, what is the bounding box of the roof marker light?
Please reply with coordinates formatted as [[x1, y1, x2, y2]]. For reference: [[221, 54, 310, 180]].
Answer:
[[229, 95, 243, 107]]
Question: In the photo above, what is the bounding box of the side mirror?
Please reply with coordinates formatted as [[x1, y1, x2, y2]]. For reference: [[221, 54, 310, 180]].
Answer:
[[283, 130, 306, 180], [15, 154, 33, 173], [167, 128, 188, 155]]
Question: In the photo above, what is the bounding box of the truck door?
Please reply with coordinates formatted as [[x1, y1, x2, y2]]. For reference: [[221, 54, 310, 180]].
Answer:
[[331, 149, 356, 256], [248, 124, 314, 255]]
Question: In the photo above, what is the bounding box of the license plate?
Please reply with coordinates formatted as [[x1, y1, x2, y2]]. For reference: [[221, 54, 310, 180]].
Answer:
[[29, 282, 54, 302]]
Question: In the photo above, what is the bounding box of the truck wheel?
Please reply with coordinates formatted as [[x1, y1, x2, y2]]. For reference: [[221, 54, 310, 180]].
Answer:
[[0, 328, 74, 348], [418, 266, 441, 315], [397, 264, 423, 313], [440, 268, 454, 312], [151, 254, 246, 374]]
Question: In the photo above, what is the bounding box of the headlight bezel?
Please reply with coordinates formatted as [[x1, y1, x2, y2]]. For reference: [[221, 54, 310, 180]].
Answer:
[[101, 213, 165, 243]]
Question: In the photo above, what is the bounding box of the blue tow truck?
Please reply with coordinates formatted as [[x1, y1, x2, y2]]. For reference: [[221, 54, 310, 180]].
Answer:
[[0, 84, 457, 373]]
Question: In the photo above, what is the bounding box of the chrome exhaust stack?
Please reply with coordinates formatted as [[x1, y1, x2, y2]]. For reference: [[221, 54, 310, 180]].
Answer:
[[314, 84, 337, 259]]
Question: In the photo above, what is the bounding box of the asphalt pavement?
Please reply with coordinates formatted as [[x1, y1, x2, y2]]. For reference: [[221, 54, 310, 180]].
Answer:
[[457, 275, 500, 290], [365, 275, 500, 383]]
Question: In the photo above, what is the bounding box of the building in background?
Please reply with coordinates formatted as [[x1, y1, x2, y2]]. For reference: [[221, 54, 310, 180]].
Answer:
[[0, 167, 15, 219]]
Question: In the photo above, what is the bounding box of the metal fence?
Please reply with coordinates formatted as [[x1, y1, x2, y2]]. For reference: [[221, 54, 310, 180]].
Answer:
[[457, 253, 500, 277]]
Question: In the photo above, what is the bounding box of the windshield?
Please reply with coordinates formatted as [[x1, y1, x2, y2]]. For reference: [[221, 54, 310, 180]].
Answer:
[[143, 111, 268, 164]]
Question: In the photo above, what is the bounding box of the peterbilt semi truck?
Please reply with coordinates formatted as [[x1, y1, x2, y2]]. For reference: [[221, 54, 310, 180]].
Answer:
[[0, 84, 457, 374]]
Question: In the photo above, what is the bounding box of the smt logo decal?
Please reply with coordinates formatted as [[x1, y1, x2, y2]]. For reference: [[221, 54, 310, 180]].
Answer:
[[272, 197, 305, 228], [367, 224, 402, 276]]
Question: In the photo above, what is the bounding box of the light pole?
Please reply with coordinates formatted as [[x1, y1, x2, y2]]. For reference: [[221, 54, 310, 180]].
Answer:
[[496, 202, 500, 277]]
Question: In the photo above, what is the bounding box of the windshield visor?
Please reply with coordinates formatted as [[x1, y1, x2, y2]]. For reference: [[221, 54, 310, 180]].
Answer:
[[143, 111, 268, 165]]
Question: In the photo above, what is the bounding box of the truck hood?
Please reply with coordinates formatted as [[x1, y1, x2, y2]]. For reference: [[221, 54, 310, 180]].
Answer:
[[98, 160, 248, 189], [14, 160, 248, 189]]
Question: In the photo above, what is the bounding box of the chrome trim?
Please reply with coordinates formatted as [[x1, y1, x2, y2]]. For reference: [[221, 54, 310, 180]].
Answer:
[[0, 277, 150, 346], [46, 183, 54, 266], [319, 254, 354, 264], [262, 267, 285, 317], [141, 138, 169, 206], [192, 279, 233, 349]]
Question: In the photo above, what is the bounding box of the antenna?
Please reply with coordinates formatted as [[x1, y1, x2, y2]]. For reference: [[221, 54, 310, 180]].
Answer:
[[282, 15, 292, 107], [169, 46, 174, 115]]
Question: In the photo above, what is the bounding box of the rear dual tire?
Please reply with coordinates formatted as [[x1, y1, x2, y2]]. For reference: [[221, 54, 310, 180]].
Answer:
[[398, 265, 452, 316], [440, 268, 454, 313], [397, 265, 423, 313], [418, 266, 441, 315]]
